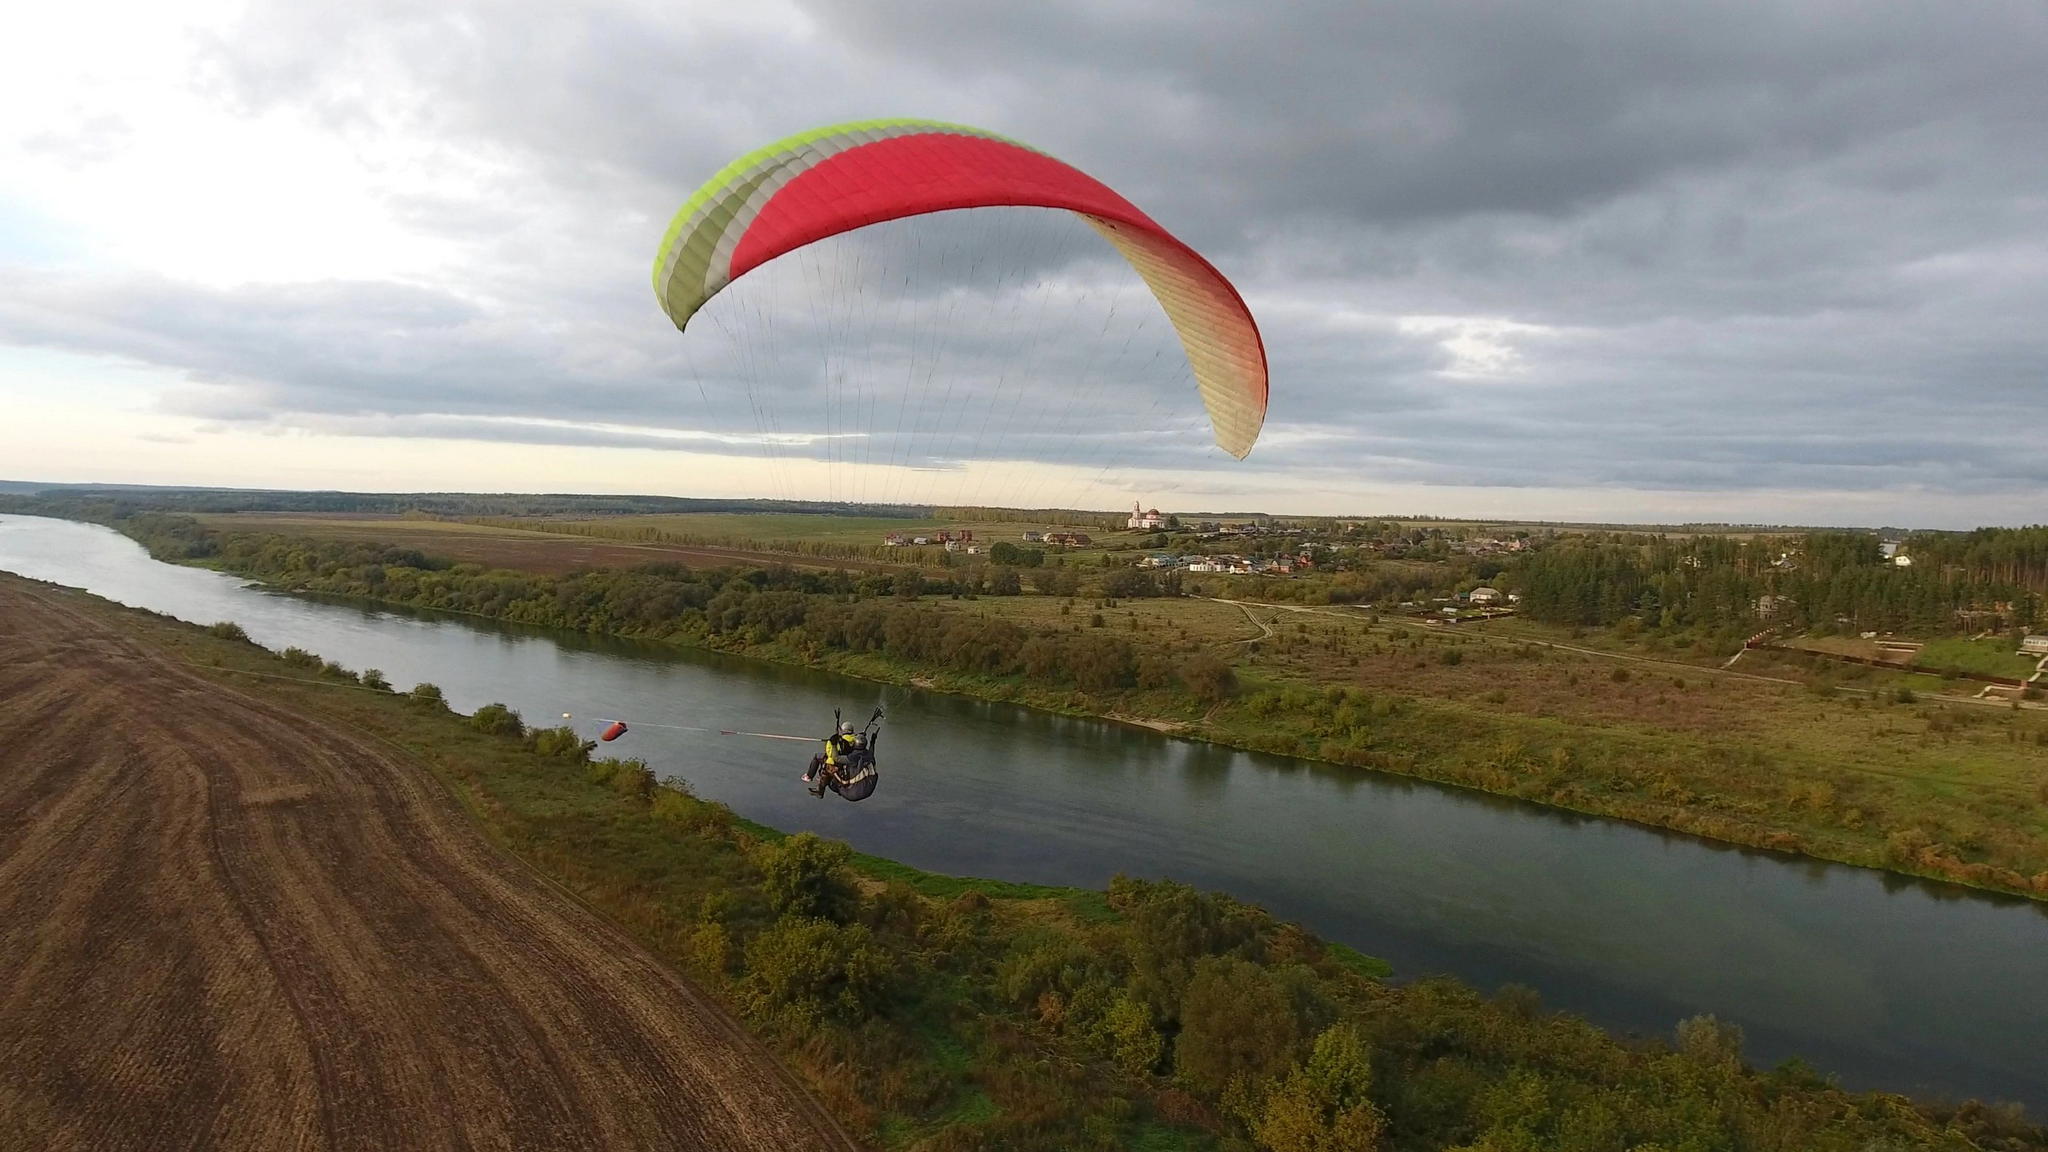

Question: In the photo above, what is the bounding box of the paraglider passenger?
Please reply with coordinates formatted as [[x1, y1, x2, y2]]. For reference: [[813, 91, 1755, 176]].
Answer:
[[805, 721, 859, 797]]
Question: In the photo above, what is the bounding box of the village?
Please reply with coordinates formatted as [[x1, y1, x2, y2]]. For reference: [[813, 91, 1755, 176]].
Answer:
[[875, 502, 1542, 585]]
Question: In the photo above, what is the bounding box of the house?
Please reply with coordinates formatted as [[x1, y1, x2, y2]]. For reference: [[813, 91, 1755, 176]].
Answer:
[[883, 532, 907, 547], [1043, 531, 1092, 547], [1021, 531, 1043, 543], [1468, 587, 1502, 605], [1127, 503, 1167, 530], [1893, 553, 1913, 568]]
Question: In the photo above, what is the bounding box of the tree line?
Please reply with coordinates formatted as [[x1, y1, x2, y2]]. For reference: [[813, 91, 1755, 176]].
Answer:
[[125, 515, 1232, 703], [1507, 530, 2045, 634]]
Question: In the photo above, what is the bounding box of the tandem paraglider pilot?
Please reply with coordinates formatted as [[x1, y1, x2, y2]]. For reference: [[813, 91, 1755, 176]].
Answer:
[[802, 709, 881, 801]]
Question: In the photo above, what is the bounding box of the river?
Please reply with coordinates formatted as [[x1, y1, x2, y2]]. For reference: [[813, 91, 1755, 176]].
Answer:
[[2, 513, 2043, 1109]]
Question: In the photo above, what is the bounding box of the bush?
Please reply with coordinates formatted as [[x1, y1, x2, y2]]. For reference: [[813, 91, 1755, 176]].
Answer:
[[1179, 652, 1238, 704], [527, 725, 595, 762], [1175, 956, 1298, 1093], [761, 832, 854, 922], [360, 668, 391, 691], [469, 702, 526, 738], [1676, 1014, 1745, 1064], [1244, 1023, 1385, 1151], [736, 917, 893, 1027], [1440, 648, 1463, 666], [206, 620, 250, 642], [602, 758, 655, 800], [408, 682, 447, 708], [1610, 667, 1631, 683]]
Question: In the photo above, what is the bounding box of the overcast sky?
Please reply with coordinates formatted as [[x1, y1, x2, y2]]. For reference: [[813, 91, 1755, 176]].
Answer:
[[2, 1, 2043, 525]]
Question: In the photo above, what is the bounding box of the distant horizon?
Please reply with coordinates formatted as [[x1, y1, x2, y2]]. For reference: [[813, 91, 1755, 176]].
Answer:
[[2, 477, 2015, 535]]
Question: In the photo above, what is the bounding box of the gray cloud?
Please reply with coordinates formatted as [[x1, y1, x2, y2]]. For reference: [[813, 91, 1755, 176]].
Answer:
[[7, 0, 2048, 524]]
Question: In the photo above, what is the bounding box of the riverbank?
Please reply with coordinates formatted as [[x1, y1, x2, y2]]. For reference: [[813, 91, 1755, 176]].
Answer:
[[107, 508, 2048, 906], [14, 570, 2036, 1150]]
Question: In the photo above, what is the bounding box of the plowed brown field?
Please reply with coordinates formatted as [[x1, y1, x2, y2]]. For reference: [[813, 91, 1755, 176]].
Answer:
[[0, 579, 859, 1152]]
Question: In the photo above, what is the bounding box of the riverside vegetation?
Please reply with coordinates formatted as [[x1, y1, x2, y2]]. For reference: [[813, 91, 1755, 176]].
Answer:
[[99, 589, 2046, 1151], [93, 510, 2048, 904]]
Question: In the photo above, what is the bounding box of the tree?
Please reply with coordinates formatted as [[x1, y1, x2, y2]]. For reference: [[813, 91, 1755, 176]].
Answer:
[[1176, 956, 1298, 1093], [761, 832, 854, 921], [1180, 652, 1238, 703], [468, 702, 525, 738], [736, 917, 892, 1027], [1250, 1024, 1386, 1152]]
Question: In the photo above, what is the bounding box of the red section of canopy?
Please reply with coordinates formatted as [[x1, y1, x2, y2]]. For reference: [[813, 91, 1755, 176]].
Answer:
[[725, 129, 1269, 455], [729, 134, 1165, 280]]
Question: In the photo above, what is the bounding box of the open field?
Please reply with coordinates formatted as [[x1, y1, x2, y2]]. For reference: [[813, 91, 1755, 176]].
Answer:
[[1915, 636, 2045, 680], [0, 574, 856, 1152], [197, 513, 910, 575]]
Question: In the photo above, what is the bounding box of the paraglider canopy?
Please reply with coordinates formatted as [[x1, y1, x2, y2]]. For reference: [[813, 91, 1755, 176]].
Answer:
[[654, 119, 1268, 459]]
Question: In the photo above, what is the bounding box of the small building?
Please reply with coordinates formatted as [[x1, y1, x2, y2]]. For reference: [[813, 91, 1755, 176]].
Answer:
[[2021, 635, 2048, 656], [1893, 553, 1913, 568], [1021, 531, 1043, 543], [1468, 587, 1502, 605], [883, 532, 906, 547], [1128, 502, 1167, 530], [1043, 531, 1092, 547]]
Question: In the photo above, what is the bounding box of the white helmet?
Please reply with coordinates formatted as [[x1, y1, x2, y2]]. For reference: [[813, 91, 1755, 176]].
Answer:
[[839, 721, 855, 734]]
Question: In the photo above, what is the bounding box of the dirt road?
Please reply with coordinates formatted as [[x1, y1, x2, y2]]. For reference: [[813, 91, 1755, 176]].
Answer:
[[0, 579, 859, 1152]]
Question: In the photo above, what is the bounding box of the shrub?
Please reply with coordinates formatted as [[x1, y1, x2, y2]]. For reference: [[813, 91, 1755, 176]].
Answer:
[[206, 620, 250, 642], [469, 702, 526, 738], [1100, 994, 1163, 1077], [408, 682, 447, 708], [761, 832, 854, 922], [1179, 652, 1238, 703], [1610, 667, 1631, 683], [360, 668, 391, 691], [1676, 1014, 1746, 1064], [1245, 1023, 1385, 1151], [586, 757, 653, 797], [1175, 956, 1298, 1093], [736, 917, 893, 1027], [527, 725, 595, 762], [1440, 648, 1463, 666], [281, 647, 322, 669]]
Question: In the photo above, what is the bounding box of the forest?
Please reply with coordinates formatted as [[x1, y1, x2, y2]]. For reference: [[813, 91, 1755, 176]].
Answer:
[[1506, 531, 2047, 635]]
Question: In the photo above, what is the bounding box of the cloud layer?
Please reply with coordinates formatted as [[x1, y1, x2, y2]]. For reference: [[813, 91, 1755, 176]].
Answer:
[[2, 0, 2044, 523]]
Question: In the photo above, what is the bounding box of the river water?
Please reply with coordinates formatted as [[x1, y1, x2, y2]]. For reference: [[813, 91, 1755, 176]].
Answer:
[[3, 513, 2043, 1109]]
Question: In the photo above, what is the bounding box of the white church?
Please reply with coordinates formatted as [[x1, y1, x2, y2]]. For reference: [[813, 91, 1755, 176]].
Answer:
[[1128, 502, 1167, 530]]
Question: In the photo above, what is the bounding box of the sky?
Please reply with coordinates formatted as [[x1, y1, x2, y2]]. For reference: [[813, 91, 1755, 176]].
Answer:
[[1, 1, 2043, 526]]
